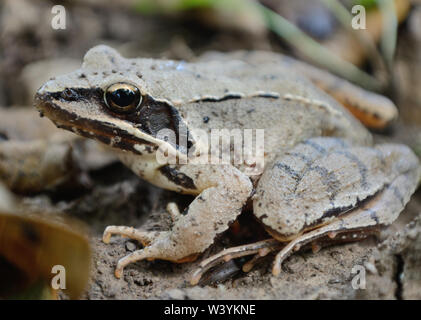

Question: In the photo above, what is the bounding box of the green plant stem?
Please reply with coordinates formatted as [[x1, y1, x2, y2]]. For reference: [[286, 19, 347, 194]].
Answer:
[[378, 0, 398, 73]]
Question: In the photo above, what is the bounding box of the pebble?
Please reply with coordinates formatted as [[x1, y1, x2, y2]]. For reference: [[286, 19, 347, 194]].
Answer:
[[167, 289, 186, 300], [364, 262, 378, 275], [125, 241, 137, 252]]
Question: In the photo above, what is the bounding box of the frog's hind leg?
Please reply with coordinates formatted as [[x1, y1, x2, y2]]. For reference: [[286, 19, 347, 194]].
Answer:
[[301, 65, 398, 130], [254, 137, 420, 276], [271, 154, 421, 275], [271, 53, 399, 130], [241, 246, 277, 272], [271, 219, 376, 276], [190, 239, 282, 285]]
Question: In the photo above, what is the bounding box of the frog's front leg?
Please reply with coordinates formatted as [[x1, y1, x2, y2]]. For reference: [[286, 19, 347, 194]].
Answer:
[[103, 163, 253, 278]]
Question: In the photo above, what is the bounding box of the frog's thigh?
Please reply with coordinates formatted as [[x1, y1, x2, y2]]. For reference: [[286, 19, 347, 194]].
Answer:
[[272, 168, 420, 275], [111, 163, 252, 278], [253, 137, 420, 275]]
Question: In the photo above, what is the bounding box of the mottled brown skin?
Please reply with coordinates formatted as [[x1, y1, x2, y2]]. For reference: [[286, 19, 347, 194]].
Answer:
[[34, 46, 420, 283], [198, 51, 398, 130]]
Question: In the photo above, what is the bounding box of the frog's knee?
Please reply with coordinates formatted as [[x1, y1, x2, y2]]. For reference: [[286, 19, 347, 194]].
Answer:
[[375, 143, 420, 175]]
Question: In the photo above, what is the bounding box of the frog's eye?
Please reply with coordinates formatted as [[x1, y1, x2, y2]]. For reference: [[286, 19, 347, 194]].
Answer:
[[104, 82, 142, 113]]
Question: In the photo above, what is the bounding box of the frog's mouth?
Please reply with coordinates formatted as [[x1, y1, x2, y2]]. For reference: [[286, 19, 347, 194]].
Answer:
[[34, 91, 157, 155]]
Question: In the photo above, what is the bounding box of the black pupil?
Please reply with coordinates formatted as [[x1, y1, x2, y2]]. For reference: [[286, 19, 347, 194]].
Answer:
[[110, 88, 136, 107]]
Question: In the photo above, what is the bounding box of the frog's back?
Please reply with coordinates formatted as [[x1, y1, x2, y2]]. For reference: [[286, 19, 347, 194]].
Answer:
[[72, 46, 368, 123], [75, 46, 314, 104], [40, 45, 372, 162], [84, 46, 371, 142]]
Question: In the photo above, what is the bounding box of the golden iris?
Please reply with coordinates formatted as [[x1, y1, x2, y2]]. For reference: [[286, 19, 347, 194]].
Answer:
[[104, 82, 142, 113]]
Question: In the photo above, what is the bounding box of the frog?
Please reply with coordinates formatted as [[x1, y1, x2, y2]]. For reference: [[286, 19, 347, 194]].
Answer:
[[34, 45, 421, 285]]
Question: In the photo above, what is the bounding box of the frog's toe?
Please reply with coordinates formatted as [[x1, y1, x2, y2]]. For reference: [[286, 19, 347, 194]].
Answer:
[[102, 225, 160, 247], [114, 248, 158, 278], [166, 202, 181, 222], [272, 240, 301, 276], [241, 246, 275, 273]]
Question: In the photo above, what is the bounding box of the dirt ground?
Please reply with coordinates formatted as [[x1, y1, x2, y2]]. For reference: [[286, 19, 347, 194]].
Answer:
[[1, 0, 421, 300]]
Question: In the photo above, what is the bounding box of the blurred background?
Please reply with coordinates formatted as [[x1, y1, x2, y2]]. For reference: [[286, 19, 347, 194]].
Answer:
[[0, 0, 420, 300]]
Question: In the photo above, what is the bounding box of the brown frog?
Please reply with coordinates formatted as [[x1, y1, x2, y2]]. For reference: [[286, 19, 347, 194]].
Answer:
[[34, 46, 420, 284]]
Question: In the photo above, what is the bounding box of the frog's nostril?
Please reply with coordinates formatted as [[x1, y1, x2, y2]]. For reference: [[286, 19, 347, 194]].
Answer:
[[61, 88, 79, 101]]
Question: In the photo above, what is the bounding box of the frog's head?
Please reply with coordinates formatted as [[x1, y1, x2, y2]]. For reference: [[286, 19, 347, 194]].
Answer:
[[34, 45, 191, 156]]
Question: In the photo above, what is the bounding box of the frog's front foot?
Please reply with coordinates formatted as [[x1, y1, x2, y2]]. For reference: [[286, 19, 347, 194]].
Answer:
[[102, 203, 191, 277], [103, 226, 199, 278], [103, 164, 253, 279], [113, 241, 197, 279], [102, 226, 169, 278]]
